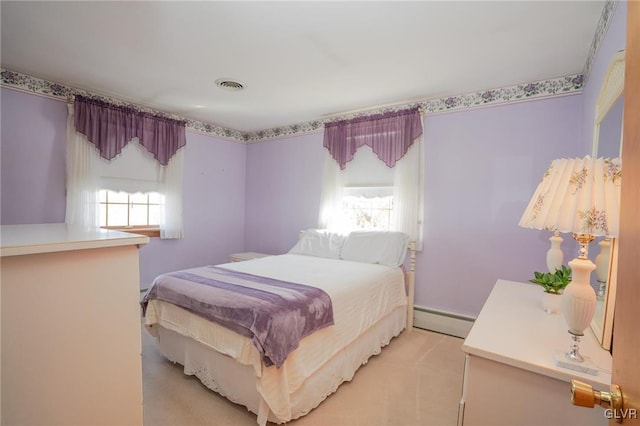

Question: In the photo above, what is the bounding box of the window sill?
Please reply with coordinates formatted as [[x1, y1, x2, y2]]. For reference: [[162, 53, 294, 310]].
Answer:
[[101, 227, 160, 238]]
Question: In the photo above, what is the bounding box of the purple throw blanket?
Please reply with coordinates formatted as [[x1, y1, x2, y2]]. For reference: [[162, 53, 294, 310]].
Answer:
[[141, 266, 334, 368]]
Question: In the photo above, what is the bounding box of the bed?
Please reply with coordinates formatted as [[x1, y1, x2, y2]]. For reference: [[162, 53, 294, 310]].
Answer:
[[142, 230, 416, 425]]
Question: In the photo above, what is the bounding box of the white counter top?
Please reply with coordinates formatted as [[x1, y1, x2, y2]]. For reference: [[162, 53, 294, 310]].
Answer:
[[0, 223, 150, 257], [462, 279, 612, 388]]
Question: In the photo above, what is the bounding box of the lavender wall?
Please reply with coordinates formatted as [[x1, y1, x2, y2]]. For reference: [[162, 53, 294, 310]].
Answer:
[[244, 95, 583, 317], [244, 133, 325, 254], [580, 2, 628, 155], [1, 88, 67, 223], [0, 88, 247, 288], [420, 97, 581, 316]]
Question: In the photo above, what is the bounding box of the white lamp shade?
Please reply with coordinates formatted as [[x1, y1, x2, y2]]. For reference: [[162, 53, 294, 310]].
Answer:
[[519, 156, 621, 238]]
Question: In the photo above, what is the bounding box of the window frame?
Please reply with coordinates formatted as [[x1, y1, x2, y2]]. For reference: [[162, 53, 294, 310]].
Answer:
[[99, 190, 161, 238]]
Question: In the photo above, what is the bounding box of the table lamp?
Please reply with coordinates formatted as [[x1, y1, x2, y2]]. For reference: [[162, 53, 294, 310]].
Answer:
[[520, 156, 621, 364]]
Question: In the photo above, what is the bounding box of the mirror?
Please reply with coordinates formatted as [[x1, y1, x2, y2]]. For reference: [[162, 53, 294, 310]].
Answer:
[[590, 50, 625, 351]]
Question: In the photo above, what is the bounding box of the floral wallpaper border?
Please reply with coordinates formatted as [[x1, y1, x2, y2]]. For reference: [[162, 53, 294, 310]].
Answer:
[[0, 1, 616, 144], [582, 0, 618, 85]]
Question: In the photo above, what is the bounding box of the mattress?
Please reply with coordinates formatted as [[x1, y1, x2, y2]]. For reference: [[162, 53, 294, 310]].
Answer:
[[143, 253, 408, 423]]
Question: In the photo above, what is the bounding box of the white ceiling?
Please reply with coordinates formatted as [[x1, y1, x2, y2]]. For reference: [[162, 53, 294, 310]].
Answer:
[[1, 1, 605, 133]]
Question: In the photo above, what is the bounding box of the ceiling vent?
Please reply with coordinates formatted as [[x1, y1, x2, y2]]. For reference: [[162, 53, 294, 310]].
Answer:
[[215, 79, 245, 91]]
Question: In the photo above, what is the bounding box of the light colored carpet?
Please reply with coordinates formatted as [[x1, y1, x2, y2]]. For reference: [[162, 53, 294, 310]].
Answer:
[[142, 327, 465, 426]]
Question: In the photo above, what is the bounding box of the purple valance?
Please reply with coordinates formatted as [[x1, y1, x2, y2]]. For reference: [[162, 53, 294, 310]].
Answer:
[[74, 95, 186, 166], [323, 108, 423, 170]]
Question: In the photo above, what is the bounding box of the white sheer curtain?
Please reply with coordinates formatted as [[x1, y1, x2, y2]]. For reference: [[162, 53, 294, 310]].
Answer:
[[65, 103, 184, 238], [65, 104, 100, 228], [158, 149, 184, 239], [392, 135, 424, 250], [318, 152, 346, 231]]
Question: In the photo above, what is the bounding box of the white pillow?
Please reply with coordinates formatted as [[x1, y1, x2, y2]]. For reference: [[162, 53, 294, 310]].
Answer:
[[340, 231, 409, 267], [288, 229, 346, 259]]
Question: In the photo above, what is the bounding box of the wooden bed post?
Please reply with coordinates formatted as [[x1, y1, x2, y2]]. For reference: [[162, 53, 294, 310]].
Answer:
[[406, 242, 416, 331]]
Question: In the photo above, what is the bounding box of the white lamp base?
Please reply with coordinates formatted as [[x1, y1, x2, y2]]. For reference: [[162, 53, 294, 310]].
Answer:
[[562, 254, 597, 362], [546, 232, 564, 273], [594, 238, 611, 282]]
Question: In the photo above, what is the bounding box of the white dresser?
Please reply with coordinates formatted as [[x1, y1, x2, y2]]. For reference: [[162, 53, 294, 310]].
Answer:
[[1, 224, 149, 425], [459, 279, 612, 426]]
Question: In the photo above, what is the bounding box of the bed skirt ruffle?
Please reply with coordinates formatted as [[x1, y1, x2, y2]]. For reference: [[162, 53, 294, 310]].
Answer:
[[154, 305, 406, 424]]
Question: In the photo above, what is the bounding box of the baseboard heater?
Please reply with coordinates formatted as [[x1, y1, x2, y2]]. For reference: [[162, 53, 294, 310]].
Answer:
[[412, 306, 475, 339]]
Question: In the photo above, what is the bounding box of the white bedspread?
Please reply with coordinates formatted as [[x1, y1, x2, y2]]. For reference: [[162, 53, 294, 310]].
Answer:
[[143, 254, 407, 421]]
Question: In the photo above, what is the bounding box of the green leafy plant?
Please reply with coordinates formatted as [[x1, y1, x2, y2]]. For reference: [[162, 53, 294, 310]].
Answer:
[[529, 265, 572, 294]]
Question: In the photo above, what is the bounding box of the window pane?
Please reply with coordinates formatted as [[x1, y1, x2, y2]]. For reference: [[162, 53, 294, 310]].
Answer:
[[99, 189, 107, 203], [148, 192, 161, 204], [99, 190, 163, 229], [130, 193, 148, 204], [108, 190, 129, 204], [107, 204, 128, 227], [149, 205, 160, 226], [376, 196, 393, 209], [370, 208, 392, 231], [130, 204, 148, 226], [342, 195, 393, 231]]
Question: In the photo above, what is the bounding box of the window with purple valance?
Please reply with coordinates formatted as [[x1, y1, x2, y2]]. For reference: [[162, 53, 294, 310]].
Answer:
[[74, 95, 186, 166], [323, 108, 423, 170]]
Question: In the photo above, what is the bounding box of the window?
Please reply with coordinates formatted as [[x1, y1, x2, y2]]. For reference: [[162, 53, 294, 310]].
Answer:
[[99, 189, 161, 237], [319, 137, 424, 249], [342, 186, 394, 231], [66, 97, 185, 239]]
